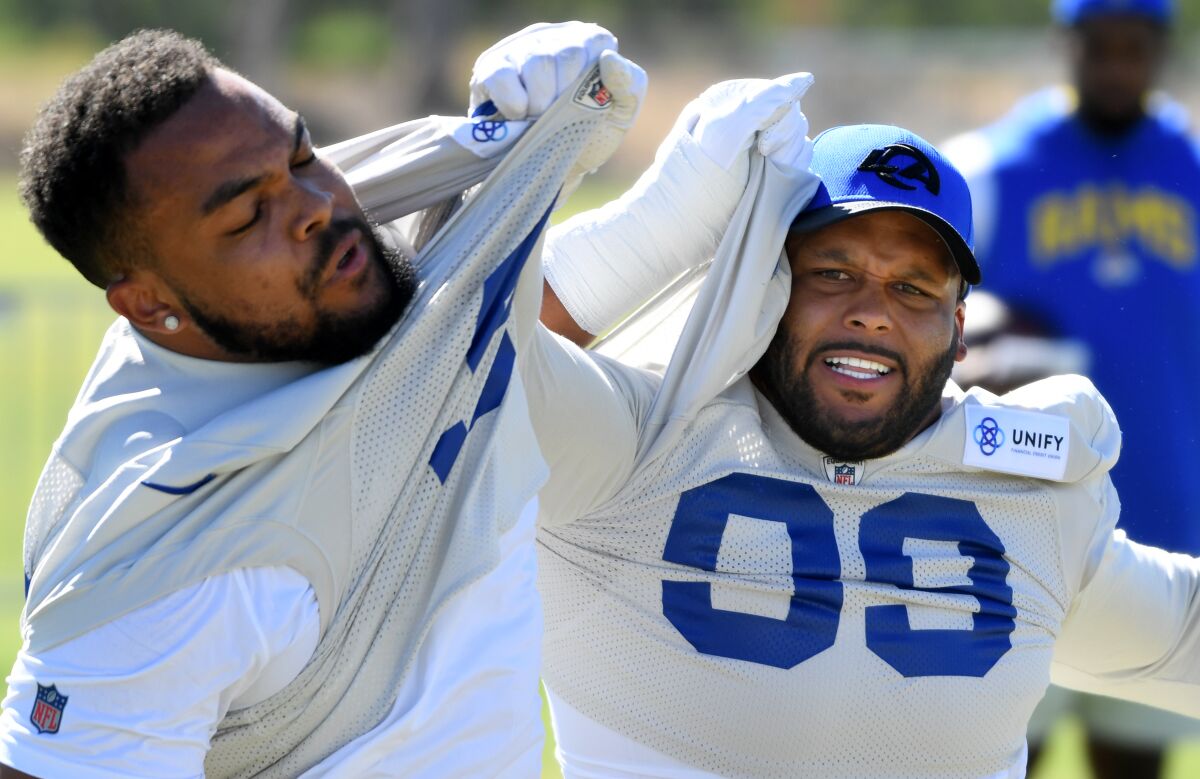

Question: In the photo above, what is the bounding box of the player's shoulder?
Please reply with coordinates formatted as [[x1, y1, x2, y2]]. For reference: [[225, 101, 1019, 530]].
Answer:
[[954, 374, 1120, 483], [1141, 95, 1200, 161], [994, 374, 1115, 431], [1146, 90, 1193, 136], [944, 88, 1070, 165], [693, 376, 769, 430], [586, 345, 667, 402]]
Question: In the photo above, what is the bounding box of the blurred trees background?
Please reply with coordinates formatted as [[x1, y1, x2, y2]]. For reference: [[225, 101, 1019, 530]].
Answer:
[[3, 0, 1200, 182], [3, 5, 1200, 777]]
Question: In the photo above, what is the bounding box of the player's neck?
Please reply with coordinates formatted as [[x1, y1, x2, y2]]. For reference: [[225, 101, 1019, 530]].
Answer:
[[1075, 103, 1147, 139]]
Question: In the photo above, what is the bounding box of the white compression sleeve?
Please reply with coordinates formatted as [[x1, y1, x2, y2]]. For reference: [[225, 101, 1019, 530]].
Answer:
[[543, 120, 745, 336]]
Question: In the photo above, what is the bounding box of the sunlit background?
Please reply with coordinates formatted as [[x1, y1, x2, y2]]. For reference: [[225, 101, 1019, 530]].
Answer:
[[2, 2, 1200, 777]]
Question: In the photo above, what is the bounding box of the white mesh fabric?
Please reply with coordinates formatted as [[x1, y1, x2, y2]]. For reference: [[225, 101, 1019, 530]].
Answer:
[[532, 112, 1124, 774], [18, 66, 616, 778], [202, 73, 613, 778], [538, 380, 1106, 778], [22, 453, 85, 591]]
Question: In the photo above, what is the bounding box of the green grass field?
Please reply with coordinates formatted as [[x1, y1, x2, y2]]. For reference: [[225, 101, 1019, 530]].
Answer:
[[1, 174, 1198, 778]]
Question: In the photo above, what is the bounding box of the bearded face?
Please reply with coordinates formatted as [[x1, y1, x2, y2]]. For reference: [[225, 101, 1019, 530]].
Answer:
[[751, 211, 967, 461], [119, 69, 417, 365]]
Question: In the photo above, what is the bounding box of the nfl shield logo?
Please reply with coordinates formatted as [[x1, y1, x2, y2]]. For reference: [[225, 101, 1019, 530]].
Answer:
[[589, 81, 612, 107], [30, 683, 67, 735], [573, 66, 614, 111], [822, 456, 866, 486]]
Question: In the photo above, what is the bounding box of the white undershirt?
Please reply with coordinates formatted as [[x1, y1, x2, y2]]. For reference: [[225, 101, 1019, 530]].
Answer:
[[1, 499, 543, 778]]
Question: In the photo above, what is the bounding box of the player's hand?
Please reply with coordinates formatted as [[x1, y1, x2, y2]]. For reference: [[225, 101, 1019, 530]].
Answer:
[[469, 21, 620, 120], [685, 72, 814, 173], [561, 49, 647, 194]]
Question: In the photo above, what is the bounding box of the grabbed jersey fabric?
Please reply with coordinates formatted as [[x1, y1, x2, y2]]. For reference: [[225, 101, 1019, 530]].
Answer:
[[3, 469, 543, 779], [945, 86, 1200, 554], [16, 65, 619, 778]]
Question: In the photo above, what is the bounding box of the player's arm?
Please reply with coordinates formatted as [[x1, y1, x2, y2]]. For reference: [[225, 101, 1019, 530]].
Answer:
[[526, 74, 818, 520], [320, 22, 644, 253], [1024, 379, 1200, 715], [1050, 517, 1200, 718], [0, 568, 316, 778], [465, 21, 645, 352], [541, 73, 813, 347]]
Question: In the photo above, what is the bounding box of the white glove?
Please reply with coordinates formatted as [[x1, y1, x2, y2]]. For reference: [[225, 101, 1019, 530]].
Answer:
[[544, 71, 814, 335], [468, 22, 647, 202], [688, 72, 815, 173], [470, 21, 619, 119], [562, 50, 647, 191]]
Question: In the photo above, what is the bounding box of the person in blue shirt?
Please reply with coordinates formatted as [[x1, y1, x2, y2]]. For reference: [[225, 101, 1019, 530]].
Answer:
[[944, 1, 1200, 776]]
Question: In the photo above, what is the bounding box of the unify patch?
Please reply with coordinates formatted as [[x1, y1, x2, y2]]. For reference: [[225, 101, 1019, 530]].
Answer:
[[962, 404, 1070, 481], [452, 109, 530, 160]]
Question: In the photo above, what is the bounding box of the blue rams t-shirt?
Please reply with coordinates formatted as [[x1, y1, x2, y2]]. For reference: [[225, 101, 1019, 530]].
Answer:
[[957, 87, 1200, 554]]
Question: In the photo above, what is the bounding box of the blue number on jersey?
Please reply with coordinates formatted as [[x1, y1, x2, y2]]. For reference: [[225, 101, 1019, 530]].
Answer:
[[662, 475, 1016, 677], [860, 493, 1016, 677], [662, 473, 841, 669], [428, 202, 554, 483]]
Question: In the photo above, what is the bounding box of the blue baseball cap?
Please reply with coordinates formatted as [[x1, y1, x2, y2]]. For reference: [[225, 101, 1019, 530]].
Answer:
[[789, 124, 981, 286], [1052, 0, 1174, 25]]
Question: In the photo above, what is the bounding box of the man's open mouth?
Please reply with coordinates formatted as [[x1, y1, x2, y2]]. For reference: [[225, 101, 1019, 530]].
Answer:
[[825, 356, 892, 380]]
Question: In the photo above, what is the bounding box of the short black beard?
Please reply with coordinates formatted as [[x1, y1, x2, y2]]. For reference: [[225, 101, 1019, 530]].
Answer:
[[751, 330, 958, 462], [181, 217, 417, 365]]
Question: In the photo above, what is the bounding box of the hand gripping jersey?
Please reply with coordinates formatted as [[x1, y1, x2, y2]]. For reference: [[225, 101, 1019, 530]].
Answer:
[[18, 66, 618, 778], [528, 134, 1200, 778], [943, 86, 1200, 555]]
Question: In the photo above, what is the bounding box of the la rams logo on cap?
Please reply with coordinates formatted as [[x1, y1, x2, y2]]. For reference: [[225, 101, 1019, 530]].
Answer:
[[858, 144, 940, 195]]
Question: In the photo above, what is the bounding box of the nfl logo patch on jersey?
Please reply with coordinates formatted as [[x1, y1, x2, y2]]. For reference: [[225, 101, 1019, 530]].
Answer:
[[822, 456, 866, 486], [30, 683, 67, 735]]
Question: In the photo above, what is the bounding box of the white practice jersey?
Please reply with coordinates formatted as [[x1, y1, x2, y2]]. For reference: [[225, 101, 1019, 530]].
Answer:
[[527, 337, 1200, 778], [1, 504, 541, 779], [4, 65, 624, 778], [529, 94, 1200, 777]]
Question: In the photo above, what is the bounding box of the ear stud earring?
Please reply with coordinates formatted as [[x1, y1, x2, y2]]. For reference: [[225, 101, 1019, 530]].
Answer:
[[164, 315, 180, 331]]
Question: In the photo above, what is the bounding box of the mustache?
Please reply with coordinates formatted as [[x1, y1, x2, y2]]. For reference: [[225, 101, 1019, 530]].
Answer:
[[806, 341, 907, 374], [300, 216, 375, 295]]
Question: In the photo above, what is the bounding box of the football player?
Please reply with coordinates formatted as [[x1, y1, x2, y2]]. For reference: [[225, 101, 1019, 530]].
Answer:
[[529, 116, 1200, 777], [0, 21, 814, 777], [0, 22, 650, 778]]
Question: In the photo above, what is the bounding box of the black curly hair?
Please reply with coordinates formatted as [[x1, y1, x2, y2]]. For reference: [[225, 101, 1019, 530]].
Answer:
[[18, 29, 222, 288]]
